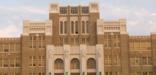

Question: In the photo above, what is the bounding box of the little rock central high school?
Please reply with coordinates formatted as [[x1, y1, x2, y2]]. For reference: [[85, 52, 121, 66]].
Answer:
[[0, 2, 156, 75]]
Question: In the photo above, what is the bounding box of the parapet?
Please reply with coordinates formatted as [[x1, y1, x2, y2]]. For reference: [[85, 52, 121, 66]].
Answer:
[[22, 20, 52, 36], [97, 19, 127, 35], [0, 37, 20, 43], [49, 2, 99, 14], [129, 35, 151, 41]]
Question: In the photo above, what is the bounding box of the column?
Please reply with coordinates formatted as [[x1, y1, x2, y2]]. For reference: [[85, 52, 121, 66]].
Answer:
[[96, 44, 104, 75], [80, 44, 87, 75], [151, 33, 156, 75], [64, 45, 70, 75], [120, 33, 129, 75], [46, 45, 54, 75]]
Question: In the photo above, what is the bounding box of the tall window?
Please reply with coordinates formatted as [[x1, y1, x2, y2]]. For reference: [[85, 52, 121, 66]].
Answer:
[[71, 21, 79, 34], [129, 41, 151, 51], [112, 55, 120, 65], [75, 21, 78, 34], [54, 59, 64, 70], [71, 7, 78, 14], [60, 21, 64, 34], [82, 21, 85, 33], [30, 34, 45, 48], [60, 21, 68, 34], [104, 32, 120, 48], [81, 21, 89, 34], [4, 59, 9, 67], [130, 56, 152, 66], [70, 58, 80, 69], [64, 21, 67, 34], [0, 58, 3, 67], [60, 7, 67, 14], [87, 58, 96, 69], [81, 38, 88, 44], [29, 56, 35, 67], [105, 72, 112, 75], [131, 72, 153, 75], [82, 7, 89, 14], [71, 21, 74, 34], [86, 21, 89, 33], [104, 55, 112, 65]]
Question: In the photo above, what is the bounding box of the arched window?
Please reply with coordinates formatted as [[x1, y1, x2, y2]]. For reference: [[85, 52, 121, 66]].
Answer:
[[71, 21, 74, 34], [70, 58, 80, 69], [87, 58, 96, 69], [54, 58, 64, 70]]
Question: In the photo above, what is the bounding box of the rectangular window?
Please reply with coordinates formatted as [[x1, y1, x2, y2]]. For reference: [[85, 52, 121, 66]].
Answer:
[[105, 72, 108, 75], [81, 21, 89, 34], [4, 44, 9, 53], [0, 44, 2, 52], [82, 21, 85, 34], [82, 38, 85, 44], [104, 55, 112, 65], [130, 41, 151, 51], [137, 72, 141, 75], [143, 72, 147, 75], [75, 21, 78, 34], [60, 21, 63, 34], [15, 59, 20, 67], [10, 59, 15, 67], [114, 72, 119, 75], [142, 57, 147, 65], [10, 44, 14, 53], [71, 21, 74, 34], [64, 21, 68, 34], [0, 59, 2, 67], [60, 21, 68, 35], [71, 7, 78, 14], [86, 21, 89, 33], [30, 36, 34, 48], [3, 59, 9, 67], [16, 44, 20, 52], [60, 7, 67, 14], [148, 57, 152, 65], [29, 56, 35, 67], [82, 7, 89, 14]]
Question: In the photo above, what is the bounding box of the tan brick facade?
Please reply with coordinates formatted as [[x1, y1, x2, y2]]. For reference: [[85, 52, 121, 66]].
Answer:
[[0, 2, 155, 75]]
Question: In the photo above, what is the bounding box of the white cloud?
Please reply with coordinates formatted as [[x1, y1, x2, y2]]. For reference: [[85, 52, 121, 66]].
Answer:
[[151, 13, 156, 16], [0, 5, 48, 37], [0, 25, 20, 37], [0, 5, 47, 15], [0, 2, 156, 37], [100, 3, 156, 35]]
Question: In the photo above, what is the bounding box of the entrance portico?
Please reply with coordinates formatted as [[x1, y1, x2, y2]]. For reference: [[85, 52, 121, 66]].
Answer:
[[46, 44, 104, 75]]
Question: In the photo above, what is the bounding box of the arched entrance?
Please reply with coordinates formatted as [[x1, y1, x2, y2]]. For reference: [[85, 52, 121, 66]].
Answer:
[[87, 58, 96, 75], [70, 58, 80, 75], [54, 58, 64, 75]]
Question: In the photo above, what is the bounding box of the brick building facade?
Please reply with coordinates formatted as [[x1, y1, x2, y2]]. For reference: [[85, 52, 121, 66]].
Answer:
[[0, 2, 155, 75]]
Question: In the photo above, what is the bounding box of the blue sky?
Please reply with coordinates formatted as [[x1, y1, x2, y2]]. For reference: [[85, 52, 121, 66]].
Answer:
[[0, 0, 156, 37]]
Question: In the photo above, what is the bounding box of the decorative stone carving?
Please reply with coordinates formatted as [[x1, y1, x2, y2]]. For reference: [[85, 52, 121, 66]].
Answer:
[[22, 20, 52, 36]]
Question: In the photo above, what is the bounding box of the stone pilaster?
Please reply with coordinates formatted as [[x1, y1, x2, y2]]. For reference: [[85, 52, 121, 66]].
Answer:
[[96, 44, 104, 75], [64, 45, 71, 75], [120, 33, 129, 75], [80, 44, 87, 75], [46, 45, 54, 75]]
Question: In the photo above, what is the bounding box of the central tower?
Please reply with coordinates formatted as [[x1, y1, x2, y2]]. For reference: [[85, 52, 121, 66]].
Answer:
[[49, 3, 99, 46]]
